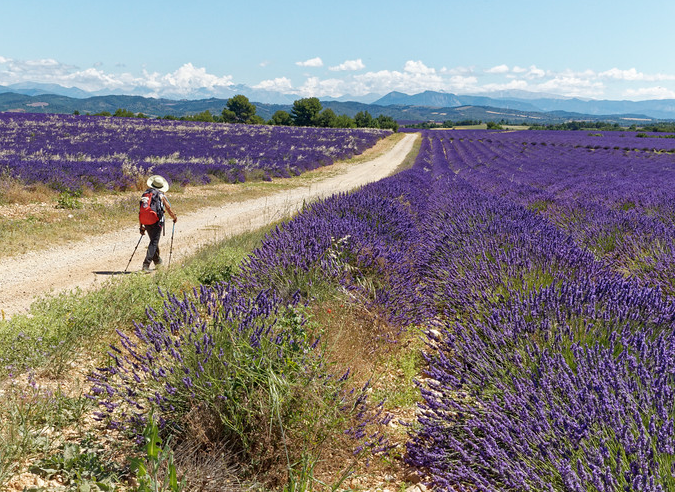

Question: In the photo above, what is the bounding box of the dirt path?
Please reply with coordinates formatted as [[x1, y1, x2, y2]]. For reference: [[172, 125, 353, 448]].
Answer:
[[0, 133, 417, 318]]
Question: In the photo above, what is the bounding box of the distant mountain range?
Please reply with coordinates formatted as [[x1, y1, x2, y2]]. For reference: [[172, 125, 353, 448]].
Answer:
[[372, 90, 675, 120], [0, 83, 673, 124], [0, 82, 383, 105]]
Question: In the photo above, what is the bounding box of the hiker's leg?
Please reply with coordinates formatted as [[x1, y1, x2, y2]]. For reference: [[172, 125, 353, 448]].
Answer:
[[143, 223, 162, 267], [153, 244, 161, 264]]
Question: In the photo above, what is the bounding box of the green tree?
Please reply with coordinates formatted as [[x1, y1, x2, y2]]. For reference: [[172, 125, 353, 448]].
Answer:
[[186, 110, 216, 122], [113, 108, 136, 118], [375, 114, 398, 132], [291, 97, 322, 126], [269, 110, 293, 126], [221, 95, 258, 124], [354, 110, 374, 128], [334, 114, 356, 128], [316, 108, 338, 128]]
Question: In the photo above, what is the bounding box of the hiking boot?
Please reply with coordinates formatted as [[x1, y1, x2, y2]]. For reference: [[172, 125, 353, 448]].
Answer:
[[142, 264, 152, 273], [154, 257, 163, 267]]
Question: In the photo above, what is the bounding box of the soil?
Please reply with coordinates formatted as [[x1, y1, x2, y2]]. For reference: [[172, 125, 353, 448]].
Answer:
[[0, 133, 417, 319]]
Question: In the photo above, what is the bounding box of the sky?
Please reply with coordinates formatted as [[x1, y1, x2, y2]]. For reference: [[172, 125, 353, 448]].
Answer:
[[1, 0, 675, 101]]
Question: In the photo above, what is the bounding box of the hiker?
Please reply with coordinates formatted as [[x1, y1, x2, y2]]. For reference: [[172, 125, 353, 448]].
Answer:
[[139, 175, 177, 272]]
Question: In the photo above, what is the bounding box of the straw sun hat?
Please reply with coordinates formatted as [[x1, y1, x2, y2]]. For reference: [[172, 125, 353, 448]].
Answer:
[[147, 175, 169, 192]]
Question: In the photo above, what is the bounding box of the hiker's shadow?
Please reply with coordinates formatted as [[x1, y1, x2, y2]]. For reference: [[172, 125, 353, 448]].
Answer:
[[93, 271, 135, 276]]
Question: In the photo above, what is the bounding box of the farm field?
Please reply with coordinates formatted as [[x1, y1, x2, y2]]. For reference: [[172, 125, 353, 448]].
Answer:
[[399, 130, 675, 489], [3, 124, 675, 490], [0, 118, 419, 491], [0, 115, 410, 317], [0, 112, 389, 191]]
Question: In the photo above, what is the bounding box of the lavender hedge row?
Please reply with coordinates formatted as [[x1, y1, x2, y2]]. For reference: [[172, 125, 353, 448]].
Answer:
[[0, 112, 389, 191]]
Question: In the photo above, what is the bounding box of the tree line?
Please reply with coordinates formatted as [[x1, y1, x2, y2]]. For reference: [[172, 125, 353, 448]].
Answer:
[[77, 95, 398, 131], [404, 119, 490, 129]]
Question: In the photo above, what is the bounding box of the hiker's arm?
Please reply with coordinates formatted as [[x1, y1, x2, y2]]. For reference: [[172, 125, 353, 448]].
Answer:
[[162, 196, 178, 222]]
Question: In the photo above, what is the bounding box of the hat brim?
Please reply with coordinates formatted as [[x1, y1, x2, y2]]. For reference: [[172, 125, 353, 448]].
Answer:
[[146, 175, 169, 192]]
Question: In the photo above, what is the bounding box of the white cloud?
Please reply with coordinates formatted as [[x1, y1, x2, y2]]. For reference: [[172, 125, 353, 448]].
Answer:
[[0, 57, 76, 80], [508, 65, 546, 79], [297, 76, 347, 98], [441, 66, 475, 75], [486, 64, 509, 74], [446, 75, 479, 92], [562, 68, 596, 79], [533, 75, 604, 98], [329, 59, 365, 71], [63, 68, 128, 91], [600, 67, 644, 81], [480, 79, 530, 92], [404, 60, 435, 75], [0, 58, 234, 97], [140, 63, 233, 96], [624, 86, 675, 99], [349, 61, 452, 95], [525, 65, 546, 79], [295, 57, 323, 68], [600, 67, 675, 82], [253, 76, 293, 92], [4, 55, 675, 102]]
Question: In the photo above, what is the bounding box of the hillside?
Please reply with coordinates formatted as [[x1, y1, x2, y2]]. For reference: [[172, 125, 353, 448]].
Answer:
[[0, 90, 662, 125]]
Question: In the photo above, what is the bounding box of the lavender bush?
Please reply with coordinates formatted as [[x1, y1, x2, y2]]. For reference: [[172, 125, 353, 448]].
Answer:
[[90, 282, 393, 484]]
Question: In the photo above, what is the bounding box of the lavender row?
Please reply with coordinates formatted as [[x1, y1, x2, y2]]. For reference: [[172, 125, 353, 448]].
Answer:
[[228, 130, 675, 487], [0, 112, 389, 191], [429, 130, 675, 296], [403, 131, 675, 489], [221, 131, 675, 487]]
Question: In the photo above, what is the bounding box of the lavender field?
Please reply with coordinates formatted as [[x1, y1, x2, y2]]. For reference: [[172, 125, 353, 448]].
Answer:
[[90, 128, 675, 489], [0, 112, 390, 192]]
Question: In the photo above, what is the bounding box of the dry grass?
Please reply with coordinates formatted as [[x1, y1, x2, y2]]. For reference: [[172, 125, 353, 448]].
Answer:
[[0, 180, 56, 206], [307, 295, 426, 488]]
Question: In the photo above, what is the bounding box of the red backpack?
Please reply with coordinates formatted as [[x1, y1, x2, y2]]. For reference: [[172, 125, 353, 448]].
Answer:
[[139, 188, 164, 225]]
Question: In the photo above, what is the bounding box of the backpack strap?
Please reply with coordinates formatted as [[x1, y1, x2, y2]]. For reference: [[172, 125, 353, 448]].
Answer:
[[156, 190, 166, 227]]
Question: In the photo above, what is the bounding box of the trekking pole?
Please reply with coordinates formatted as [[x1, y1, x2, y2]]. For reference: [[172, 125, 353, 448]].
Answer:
[[124, 235, 144, 273], [168, 221, 175, 268]]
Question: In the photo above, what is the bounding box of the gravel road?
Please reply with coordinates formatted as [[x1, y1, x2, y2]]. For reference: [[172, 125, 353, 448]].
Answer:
[[0, 133, 416, 318]]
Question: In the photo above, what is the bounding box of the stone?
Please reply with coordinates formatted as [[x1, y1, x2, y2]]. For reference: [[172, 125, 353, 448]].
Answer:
[[405, 484, 427, 492]]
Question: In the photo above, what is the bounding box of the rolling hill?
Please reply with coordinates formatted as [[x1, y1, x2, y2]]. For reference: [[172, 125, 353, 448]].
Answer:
[[0, 90, 664, 125]]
